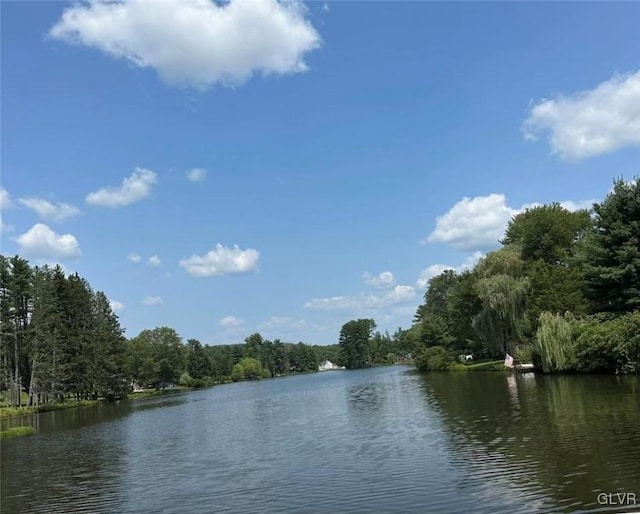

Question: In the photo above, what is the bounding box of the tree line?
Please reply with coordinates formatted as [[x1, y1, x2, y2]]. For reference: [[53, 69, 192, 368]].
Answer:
[[0, 250, 417, 409], [2, 177, 636, 409], [0, 258, 128, 407], [404, 178, 640, 374], [0, 257, 383, 408]]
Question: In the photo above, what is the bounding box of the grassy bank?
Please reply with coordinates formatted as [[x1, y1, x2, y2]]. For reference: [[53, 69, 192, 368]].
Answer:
[[128, 386, 193, 400], [0, 425, 35, 439], [451, 360, 506, 371], [0, 399, 101, 420]]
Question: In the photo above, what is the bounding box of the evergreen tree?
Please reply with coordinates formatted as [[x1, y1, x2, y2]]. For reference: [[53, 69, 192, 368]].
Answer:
[[338, 319, 375, 369], [584, 178, 640, 313]]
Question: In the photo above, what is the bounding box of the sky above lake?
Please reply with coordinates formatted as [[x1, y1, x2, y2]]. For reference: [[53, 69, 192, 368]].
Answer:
[[2, 1, 639, 345]]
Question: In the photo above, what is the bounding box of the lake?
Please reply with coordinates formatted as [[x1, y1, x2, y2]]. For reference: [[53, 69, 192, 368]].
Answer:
[[1, 366, 639, 513]]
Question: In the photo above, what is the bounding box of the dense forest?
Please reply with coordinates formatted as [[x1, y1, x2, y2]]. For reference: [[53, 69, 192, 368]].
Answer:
[[0, 260, 408, 408], [1, 178, 638, 409], [403, 178, 640, 374]]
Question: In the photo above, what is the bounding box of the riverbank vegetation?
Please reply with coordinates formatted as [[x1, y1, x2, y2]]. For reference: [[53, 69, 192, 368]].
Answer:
[[405, 178, 640, 374], [0, 425, 35, 439], [0, 258, 409, 415], [1, 178, 637, 416]]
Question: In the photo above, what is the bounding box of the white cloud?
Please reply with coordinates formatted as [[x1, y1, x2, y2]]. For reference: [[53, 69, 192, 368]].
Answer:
[[416, 265, 454, 290], [142, 296, 163, 306], [219, 315, 244, 328], [424, 193, 598, 252], [147, 255, 162, 267], [19, 197, 81, 223], [15, 223, 81, 260], [258, 316, 324, 338], [523, 70, 640, 160], [109, 299, 125, 312], [259, 316, 307, 331], [127, 253, 142, 263], [49, 0, 322, 89], [559, 199, 597, 212], [86, 167, 157, 208], [305, 284, 417, 311], [416, 251, 485, 290], [0, 214, 12, 234], [179, 244, 260, 277], [186, 168, 207, 182], [0, 188, 12, 210], [362, 271, 396, 289], [425, 194, 518, 251]]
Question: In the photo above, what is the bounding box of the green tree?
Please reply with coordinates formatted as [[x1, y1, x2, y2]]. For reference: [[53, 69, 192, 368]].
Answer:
[[244, 333, 264, 360], [338, 319, 376, 369], [271, 339, 289, 375], [3, 256, 33, 406], [473, 248, 529, 357], [59, 274, 95, 399], [288, 342, 318, 372], [130, 327, 185, 389], [414, 345, 454, 372], [527, 261, 587, 325], [0, 256, 129, 404], [91, 291, 128, 400], [502, 203, 592, 265], [186, 339, 211, 379], [414, 269, 457, 323], [445, 271, 483, 355], [584, 178, 640, 313], [231, 357, 264, 381]]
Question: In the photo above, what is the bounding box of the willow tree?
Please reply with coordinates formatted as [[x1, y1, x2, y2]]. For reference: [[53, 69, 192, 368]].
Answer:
[[472, 247, 529, 357], [534, 312, 574, 373]]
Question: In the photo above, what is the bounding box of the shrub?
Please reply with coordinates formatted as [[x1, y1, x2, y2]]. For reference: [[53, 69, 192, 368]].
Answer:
[[415, 346, 454, 372], [179, 372, 193, 387], [0, 426, 35, 439], [573, 312, 640, 374]]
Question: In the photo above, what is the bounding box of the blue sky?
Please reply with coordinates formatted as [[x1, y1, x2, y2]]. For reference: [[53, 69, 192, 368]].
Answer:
[[2, 1, 639, 345]]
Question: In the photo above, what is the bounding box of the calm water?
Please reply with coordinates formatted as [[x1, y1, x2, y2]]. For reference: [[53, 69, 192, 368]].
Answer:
[[1, 367, 639, 514]]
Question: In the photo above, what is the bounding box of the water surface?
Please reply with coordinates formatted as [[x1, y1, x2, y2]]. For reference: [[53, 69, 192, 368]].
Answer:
[[2, 367, 639, 513]]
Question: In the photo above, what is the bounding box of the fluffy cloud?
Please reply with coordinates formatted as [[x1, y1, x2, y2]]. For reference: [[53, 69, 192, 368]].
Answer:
[[425, 194, 518, 251], [523, 70, 640, 160], [304, 285, 417, 311], [0, 188, 12, 210], [186, 168, 207, 182], [559, 199, 597, 212], [109, 300, 125, 312], [219, 315, 244, 328], [19, 197, 80, 223], [362, 271, 396, 289], [127, 253, 142, 263], [0, 214, 10, 234], [259, 316, 306, 331], [142, 296, 163, 306], [416, 251, 485, 290], [147, 255, 162, 267], [86, 167, 157, 208], [0, 190, 12, 233], [15, 223, 81, 259], [179, 244, 260, 277], [49, 0, 321, 89], [258, 316, 324, 337], [424, 194, 598, 252]]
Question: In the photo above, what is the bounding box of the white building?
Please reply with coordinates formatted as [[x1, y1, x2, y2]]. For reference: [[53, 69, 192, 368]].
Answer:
[[318, 360, 343, 371]]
